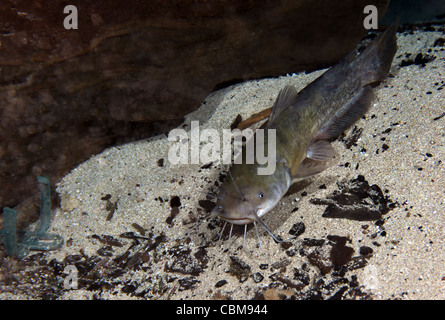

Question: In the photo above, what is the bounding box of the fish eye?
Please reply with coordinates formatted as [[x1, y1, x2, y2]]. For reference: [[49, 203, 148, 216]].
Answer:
[[257, 192, 264, 199]]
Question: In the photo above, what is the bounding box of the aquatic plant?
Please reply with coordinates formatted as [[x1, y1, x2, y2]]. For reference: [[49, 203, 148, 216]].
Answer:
[[0, 176, 64, 257]]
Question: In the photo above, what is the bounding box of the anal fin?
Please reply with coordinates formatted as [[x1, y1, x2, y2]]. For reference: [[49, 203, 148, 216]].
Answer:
[[315, 85, 374, 140], [307, 140, 336, 161]]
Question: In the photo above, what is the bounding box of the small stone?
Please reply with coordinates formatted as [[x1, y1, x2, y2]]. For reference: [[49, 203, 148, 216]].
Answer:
[[252, 272, 264, 283], [289, 222, 305, 237], [215, 280, 227, 288], [359, 246, 374, 256], [60, 193, 80, 212]]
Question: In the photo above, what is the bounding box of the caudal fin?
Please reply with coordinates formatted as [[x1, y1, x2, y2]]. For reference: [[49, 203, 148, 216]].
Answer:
[[358, 23, 398, 85]]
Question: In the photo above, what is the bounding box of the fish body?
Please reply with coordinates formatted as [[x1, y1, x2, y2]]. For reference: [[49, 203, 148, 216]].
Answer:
[[212, 24, 398, 238]]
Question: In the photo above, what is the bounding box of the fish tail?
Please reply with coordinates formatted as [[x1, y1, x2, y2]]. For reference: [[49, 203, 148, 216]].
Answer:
[[359, 22, 398, 85]]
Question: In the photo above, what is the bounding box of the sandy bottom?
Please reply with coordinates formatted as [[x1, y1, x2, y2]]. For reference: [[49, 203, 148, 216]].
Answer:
[[1, 26, 444, 300]]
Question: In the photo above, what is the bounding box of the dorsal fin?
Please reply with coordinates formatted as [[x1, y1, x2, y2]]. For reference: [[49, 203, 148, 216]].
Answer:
[[267, 86, 299, 126]]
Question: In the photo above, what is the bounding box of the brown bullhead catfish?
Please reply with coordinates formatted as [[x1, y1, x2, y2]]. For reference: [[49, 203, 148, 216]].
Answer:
[[212, 24, 398, 246]]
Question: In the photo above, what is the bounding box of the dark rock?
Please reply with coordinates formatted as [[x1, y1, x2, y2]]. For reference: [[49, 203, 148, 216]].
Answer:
[[271, 259, 291, 270], [229, 256, 251, 282], [164, 246, 206, 276], [170, 196, 181, 208], [327, 236, 354, 266], [310, 175, 396, 221], [215, 279, 228, 287], [178, 277, 200, 291], [252, 272, 264, 283], [293, 268, 310, 287], [302, 238, 325, 246], [198, 200, 216, 212], [307, 249, 333, 275], [359, 246, 374, 256], [341, 126, 363, 149], [166, 206, 180, 225], [433, 38, 445, 47], [259, 263, 269, 270], [400, 52, 436, 67], [289, 222, 306, 237]]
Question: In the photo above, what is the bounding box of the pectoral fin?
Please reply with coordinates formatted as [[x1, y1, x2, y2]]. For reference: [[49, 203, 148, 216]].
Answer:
[[291, 141, 335, 180]]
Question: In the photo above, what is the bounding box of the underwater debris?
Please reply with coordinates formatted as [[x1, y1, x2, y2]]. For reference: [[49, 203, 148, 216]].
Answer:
[[399, 52, 436, 67], [106, 199, 118, 221], [237, 109, 270, 130], [0, 176, 64, 258], [432, 112, 445, 121], [229, 256, 251, 282], [310, 175, 396, 221], [340, 126, 363, 149]]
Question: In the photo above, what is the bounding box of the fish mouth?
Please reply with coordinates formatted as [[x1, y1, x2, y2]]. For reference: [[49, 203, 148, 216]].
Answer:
[[220, 208, 265, 225], [221, 217, 254, 225]]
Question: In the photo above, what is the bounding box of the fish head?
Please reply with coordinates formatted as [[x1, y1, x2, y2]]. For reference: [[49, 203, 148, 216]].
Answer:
[[211, 163, 290, 225], [212, 184, 268, 225]]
